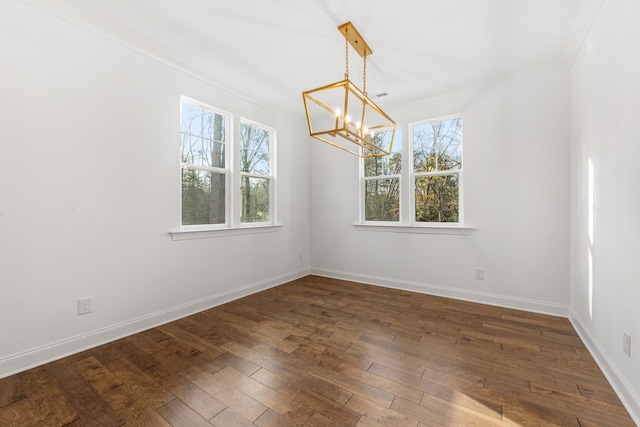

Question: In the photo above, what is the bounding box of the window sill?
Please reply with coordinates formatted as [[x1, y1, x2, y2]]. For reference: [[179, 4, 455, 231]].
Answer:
[[169, 224, 282, 241], [353, 223, 475, 235]]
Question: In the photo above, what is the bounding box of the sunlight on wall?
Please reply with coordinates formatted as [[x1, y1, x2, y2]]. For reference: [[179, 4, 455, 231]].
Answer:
[[588, 158, 594, 320], [588, 248, 593, 320]]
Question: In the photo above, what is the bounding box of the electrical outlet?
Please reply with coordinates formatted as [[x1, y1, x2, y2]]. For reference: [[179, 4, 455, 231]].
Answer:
[[623, 332, 631, 357], [474, 268, 485, 280], [298, 252, 303, 261], [78, 297, 92, 315]]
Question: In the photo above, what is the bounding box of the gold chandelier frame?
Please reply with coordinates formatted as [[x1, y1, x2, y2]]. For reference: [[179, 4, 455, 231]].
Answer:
[[302, 22, 396, 158]]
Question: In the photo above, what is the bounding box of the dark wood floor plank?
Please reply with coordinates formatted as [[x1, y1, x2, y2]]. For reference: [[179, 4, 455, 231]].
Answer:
[[182, 364, 267, 422], [252, 341, 396, 408], [209, 407, 257, 427], [0, 397, 47, 426], [0, 375, 26, 408], [215, 365, 315, 425], [345, 394, 418, 427], [17, 367, 80, 425], [390, 396, 460, 427], [74, 356, 123, 395], [253, 407, 300, 427], [303, 411, 350, 427], [44, 360, 123, 426], [335, 363, 423, 405], [223, 341, 355, 406], [167, 378, 226, 420], [2, 275, 634, 426], [105, 357, 175, 410], [155, 398, 211, 427], [103, 384, 170, 426], [367, 362, 503, 420], [250, 367, 360, 426]]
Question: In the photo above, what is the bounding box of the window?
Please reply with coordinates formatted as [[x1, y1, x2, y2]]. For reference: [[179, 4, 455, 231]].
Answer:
[[180, 97, 230, 227], [240, 119, 275, 223], [360, 115, 464, 226], [411, 116, 463, 223], [363, 129, 401, 222], [178, 96, 277, 232]]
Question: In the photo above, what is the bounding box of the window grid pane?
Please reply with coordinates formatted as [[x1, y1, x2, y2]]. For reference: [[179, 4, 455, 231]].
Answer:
[[240, 122, 270, 175], [414, 173, 459, 223], [181, 168, 226, 225], [240, 176, 270, 223], [180, 98, 229, 227], [413, 117, 462, 173], [365, 178, 400, 222], [180, 102, 227, 168], [364, 129, 401, 177]]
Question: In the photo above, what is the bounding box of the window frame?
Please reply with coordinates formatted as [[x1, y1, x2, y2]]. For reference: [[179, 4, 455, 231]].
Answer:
[[176, 96, 279, 237], [410, 114, 464, 225], [179, 96, 232, 230], [238, 117, 277, 225], [360, 128, 402, 224], [358, 114, 468, 231]]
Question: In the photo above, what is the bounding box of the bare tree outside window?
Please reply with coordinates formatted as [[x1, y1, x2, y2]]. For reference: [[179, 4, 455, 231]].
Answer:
[[363, 129, 401, 221], [412, 117, 462, 223], [180, 99, 228, 225], [240, 121, 273, 223]]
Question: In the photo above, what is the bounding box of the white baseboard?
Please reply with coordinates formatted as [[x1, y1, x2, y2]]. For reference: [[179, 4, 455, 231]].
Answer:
[[0, 268, 311, 380], [310, 268, 569, 317], [569, 309, 640, 425]]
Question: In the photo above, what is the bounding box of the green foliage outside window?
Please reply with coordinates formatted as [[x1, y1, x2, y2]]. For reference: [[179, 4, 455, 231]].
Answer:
[[364, 130, 401, 222], [180, 100, 227, 225], [413, 117, 462, 223], [240, 122, 272, 223]]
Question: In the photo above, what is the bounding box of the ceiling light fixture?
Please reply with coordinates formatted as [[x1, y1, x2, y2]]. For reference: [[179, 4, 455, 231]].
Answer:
[[302, 22, 396, 158]]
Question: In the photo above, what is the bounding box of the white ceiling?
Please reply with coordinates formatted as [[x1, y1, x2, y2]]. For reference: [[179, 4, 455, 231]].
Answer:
[[27, 0, 603, 120]]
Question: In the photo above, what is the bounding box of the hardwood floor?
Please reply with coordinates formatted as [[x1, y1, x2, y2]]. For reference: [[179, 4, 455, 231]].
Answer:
[[0, 275, 635, 426]]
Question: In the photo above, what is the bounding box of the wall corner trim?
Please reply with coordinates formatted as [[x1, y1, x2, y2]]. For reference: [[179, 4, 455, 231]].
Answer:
[[569, 309, 640, 425]]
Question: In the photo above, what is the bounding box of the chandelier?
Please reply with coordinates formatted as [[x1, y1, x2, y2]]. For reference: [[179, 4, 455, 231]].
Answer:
[[302, 22, 396, 158]]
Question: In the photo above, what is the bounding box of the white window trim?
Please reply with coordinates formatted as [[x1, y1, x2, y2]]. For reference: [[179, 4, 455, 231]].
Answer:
[[238, 117, 277, 226], [169, 224, 282, 240], [353, 223, 474, 235], [357, 114, 473, 234], [179, 96, 232, 230], [359, 128, 403, 224], [175, 98, 281, 239], [409, 114, 464, 226]]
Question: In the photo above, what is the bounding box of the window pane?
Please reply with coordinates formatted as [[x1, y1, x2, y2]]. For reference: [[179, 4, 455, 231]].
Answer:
[[365, 178, 400, 221], [240, 122, 270, 175], [364, 129, 401, 177], [413, 117, 462, 172], [415, 174, 459, 223], [181, 168, 226, 225], [181, 101, 226, 168], [241, 176, 270, 223]]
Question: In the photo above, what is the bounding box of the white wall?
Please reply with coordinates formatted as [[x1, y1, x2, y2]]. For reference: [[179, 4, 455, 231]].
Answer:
[[3, 3, 638, 421], [0, 1, 310, 377], [311, 71, 571, 315], [569, 0, 640, 420]]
